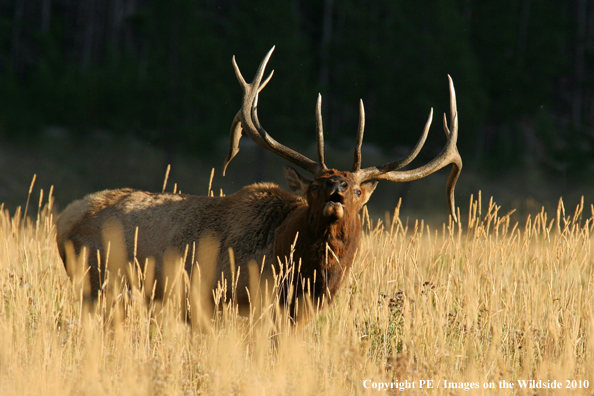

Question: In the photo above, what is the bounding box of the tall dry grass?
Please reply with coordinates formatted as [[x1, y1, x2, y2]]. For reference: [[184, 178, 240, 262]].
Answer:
[[1, 185, 593, 395]]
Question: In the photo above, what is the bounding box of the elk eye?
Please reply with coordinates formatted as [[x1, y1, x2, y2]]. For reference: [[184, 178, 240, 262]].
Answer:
[[311, 184, 319, 191], [355, 189, 361, 197]]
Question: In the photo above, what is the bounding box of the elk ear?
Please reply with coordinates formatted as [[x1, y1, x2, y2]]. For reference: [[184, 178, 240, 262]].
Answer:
[[283, 165, 312, 196], [360, 181, 378, 205]]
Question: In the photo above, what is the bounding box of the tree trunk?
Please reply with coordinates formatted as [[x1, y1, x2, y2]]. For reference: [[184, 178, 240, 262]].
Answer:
[[571, 0, 588, 129], [573, 0, 587, 129], [319, 0, 334, 138], [81, 0, 96, 69], [319, 0, 334, 93], [11, 0, 25, 72], [41, 0, 52, 33]]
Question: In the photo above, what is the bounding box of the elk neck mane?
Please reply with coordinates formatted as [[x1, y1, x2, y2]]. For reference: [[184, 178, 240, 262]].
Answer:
[[273, 179, 363, 304]]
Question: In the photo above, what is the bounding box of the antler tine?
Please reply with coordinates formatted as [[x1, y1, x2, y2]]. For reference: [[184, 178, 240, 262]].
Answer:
[[445, 74, 457, 137], [232, 46, 275, 93], [223, 112, 243, 176], [386, 108, 433, 172], [254, 70, 274, 108], [232, 56, 247, 89], [356, 108, 432, 177], [316, 94, 327, 170], [443, 113, 461, 222], [224, 47, 322, 175], [352, 100, 365, 172], [444, 75, 461, 221], [259, 70, 274, 93], [354, 76, 462, 221]]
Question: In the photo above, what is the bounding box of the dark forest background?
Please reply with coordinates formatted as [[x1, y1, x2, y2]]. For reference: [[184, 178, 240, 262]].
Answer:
[[0, 0, 593, 220]]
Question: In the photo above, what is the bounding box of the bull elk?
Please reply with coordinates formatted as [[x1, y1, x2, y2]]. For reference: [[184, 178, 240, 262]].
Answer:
[[56, 47, 462, 321]]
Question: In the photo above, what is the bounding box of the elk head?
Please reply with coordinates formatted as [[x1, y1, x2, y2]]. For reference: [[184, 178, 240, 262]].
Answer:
[[223, 46, 462, 223], [283, 167, 377, 224]]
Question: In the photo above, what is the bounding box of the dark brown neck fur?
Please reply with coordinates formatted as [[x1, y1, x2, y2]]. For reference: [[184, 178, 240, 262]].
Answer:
[[273, 204, 362, 313]]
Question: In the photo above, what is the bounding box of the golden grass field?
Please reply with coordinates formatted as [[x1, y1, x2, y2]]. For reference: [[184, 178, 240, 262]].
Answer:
[[1, 181, 593, 395]]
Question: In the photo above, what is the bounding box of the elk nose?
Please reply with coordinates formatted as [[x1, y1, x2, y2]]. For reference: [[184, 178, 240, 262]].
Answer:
[[325, 179, 348, 193]]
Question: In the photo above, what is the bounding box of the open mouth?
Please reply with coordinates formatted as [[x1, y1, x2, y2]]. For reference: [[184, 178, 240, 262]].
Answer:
[[328, 192, 344, 205]]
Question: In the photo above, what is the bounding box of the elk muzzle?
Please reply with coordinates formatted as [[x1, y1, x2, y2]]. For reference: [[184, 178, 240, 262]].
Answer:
[[322, 179, 347, 220]]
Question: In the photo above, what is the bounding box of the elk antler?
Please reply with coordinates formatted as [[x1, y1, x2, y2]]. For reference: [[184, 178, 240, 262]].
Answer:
[[353, 76, 462, 221], [223, 46, 326, 176]]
